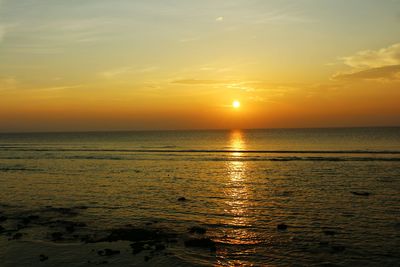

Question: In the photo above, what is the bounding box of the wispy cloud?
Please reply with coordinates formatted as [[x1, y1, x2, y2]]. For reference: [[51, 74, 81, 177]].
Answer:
[[171, 79, 227, 85], [0, 0, 7, 44], [334, 43, 400, 81], [34, 85, 82, 92], [334, 64, 400, 81], [100, 66, 159, 79], [0, 25, 5, 43], [179, 37, 200, 43], [249, 6, 314, 25], [3, 17, 118, 54], [342, 43, 400, 69], [0, 77, 17, 92]]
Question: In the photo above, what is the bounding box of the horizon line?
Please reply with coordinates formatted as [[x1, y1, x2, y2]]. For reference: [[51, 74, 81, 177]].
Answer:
[[0, 125, 399, 134]]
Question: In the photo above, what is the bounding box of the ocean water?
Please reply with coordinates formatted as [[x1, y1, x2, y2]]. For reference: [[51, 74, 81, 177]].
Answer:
[[0, 127, 400, 266]]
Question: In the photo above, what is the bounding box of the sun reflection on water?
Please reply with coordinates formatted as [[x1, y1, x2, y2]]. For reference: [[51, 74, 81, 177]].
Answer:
[[217, 130, 260, 266], [227, 133, 247, 223], [226, 130, 252, 233]]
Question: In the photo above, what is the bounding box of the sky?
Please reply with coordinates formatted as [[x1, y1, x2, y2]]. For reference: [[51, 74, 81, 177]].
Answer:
[[0, 0, 400, 132]]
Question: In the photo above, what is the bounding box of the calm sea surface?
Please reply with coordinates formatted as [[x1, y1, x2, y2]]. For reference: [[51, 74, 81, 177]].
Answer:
[[0, 128, 400, 266]]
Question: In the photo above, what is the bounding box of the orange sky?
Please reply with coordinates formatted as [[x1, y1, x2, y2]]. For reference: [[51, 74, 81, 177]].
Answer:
[[1, 0, 400, 131]]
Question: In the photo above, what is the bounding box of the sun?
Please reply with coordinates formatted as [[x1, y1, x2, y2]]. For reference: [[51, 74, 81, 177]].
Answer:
[[232, 100, 240, 109]]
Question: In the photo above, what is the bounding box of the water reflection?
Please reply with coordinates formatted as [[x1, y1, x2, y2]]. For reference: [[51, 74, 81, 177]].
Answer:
[[230, 130, 245, 156], [217, 130, 259, 265], [226, 130, 248, 227]]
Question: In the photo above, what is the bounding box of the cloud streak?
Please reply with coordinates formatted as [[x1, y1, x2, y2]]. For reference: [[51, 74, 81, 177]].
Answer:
[[0, 77, 17, 92], [342, 43, 400, 69], [0, 0, 6, 44], [171, 79, 228, 85], [0, 25, 5, 43], [100, 66, 159, 79], [335, 43, 400, 81], [334, 64, 400, 81]]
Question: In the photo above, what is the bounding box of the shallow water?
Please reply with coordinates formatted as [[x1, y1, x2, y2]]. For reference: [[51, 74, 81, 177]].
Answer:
[[0, 128, 400, 266]]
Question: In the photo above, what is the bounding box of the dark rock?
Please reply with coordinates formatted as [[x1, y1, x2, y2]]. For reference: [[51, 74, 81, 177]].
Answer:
[[45, 207, 78, 216], [51, 232, 64, 241], [99, 228, 167, 242], [188, 226, 206, 235], [0, 216, 7, 222], [80, 235, 93, 243], [350, 191, 370, 196], [0, 225, 4, 232], [76, 222, 86, 227], [63, 220, 86, 227], [16, 224, 26, 230], [177, 197, 187, 201], [65, 225, 75, 233], [130, 242, 145, 254], [277, 223, 288, 230], [323, 230, 336, 236], [39, 254, 48, 262], [74, 205, 88, 210], [331, 245, 346, 253], [97, 249, 120, 256], [130, 240, 156, 254], [144, 255, 151, 262], [21, 216, 39, 225], [184, 238, 217, 251], [88, 260, 108, 265], [319, 241, 330, 246], [12, 233, 23, 240], [50, 220, 86, 232], [155, 243, 166, 251]]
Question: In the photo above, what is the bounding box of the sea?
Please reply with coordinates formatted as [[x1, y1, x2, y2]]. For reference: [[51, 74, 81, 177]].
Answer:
[[0, 127, 399, 266]]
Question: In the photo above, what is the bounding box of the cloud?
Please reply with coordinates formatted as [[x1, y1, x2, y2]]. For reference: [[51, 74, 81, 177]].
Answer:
[[100, 66, 159, 78], [0, 77, 17, 91], [334, 43, 400, 81], [342, 43, 400, 69], [2, 18, 117, 54], [179, 37, 200, 43], [0, 25, 5, 43], [0, 0, 8, 44], [35, 85, 82, 92], [250, 8, 314, 25], [171, 79, 227, 85], [334, 64, 400, 81]]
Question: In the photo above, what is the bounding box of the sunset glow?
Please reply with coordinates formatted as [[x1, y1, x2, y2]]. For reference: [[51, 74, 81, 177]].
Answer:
[[0, 2, 399, 266], [0, 1, 399, 132]]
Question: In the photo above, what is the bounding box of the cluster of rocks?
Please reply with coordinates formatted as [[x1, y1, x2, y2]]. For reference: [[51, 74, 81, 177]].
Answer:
[[0, 205, 90, 241], [0, 196, 364, 263]]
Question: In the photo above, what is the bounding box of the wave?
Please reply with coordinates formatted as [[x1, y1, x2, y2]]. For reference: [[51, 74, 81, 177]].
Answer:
[[1, 146, 400, 154], [0, 164, 43, 172], [0, 155, 399, 162]]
